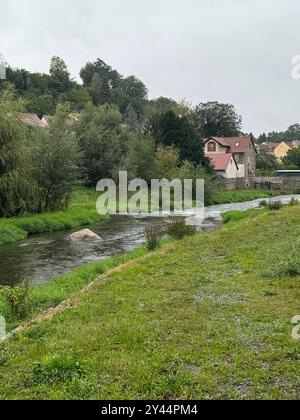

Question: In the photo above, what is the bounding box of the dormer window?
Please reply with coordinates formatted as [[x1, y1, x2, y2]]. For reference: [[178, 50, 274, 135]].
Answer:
[[208, 142, 217, 152]]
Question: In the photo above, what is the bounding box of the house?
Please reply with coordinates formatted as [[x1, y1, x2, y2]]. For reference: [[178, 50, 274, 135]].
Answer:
[[204, 136, 256, 178], [41, 115, 53, 127], [17, 113, 48, 128], [206, 153, 239, 179], [272, 141, 294, 161], [255, 143, 274, 154], [41, 113, 79, 127]]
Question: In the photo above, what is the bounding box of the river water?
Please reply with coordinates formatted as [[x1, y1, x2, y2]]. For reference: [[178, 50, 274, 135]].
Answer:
[[0, 195, 298, 287]]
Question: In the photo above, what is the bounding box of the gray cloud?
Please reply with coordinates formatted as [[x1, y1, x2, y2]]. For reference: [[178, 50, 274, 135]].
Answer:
[[1, 0, 300, 135]]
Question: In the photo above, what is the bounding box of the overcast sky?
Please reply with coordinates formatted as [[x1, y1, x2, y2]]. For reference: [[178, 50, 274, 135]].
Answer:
[[1, 0, 300, 135]]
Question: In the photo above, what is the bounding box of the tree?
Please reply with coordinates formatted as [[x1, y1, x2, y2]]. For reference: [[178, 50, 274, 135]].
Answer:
[[177, 161, 216, 205], [120, 134, 156, 181], [256, 150, 279, 175], [285, 124, 300, 141], [282, 147, 300, 169], [49, 56, 73, 97], [32, 104, 81, 211], [80, 59, 120, 106], [75, 104, 128, 185], [152, 145, 180, 179], [193, 101, 242, 139], [155, 110, 210, 167], [0, 93, 37, 216]]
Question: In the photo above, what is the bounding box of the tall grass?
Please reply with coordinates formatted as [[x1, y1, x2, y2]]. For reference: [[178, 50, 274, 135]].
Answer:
[[166, 217, 196, 240]]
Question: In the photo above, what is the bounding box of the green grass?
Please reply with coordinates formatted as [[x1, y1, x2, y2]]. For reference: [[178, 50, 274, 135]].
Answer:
[[0, 205, 299, 399], [0, 188, 108, 246], [0, 246, 148, 332], [210, 189, 288, 205]]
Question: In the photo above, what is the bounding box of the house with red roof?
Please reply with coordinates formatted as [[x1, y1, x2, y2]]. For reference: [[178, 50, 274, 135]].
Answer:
[[204, 136, 257, 178], [206, 153, 239, 178]]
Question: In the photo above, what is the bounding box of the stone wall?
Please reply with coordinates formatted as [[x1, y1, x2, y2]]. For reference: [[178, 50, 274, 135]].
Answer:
[[216, 176, 300, 192]]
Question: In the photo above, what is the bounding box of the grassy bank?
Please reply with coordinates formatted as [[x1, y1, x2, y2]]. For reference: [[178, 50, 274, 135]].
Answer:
[[0, 247, 148, 332], [0, 205, 299, 399], [0, 189, 108, 246], [210, 188, 287, 205]]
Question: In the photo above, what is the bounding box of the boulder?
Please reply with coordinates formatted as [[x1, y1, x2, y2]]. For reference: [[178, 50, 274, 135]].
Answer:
[[69, 229, 103, 242]]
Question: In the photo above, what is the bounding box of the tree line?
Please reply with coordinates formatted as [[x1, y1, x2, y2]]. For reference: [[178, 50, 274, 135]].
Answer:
[[0, 57, 243, 217]]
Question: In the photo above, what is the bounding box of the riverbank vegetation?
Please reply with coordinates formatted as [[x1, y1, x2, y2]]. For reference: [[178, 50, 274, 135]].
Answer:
[[0, 189, 107, 246], [0, 204, 299, 399], [210, 189, 288, 205]]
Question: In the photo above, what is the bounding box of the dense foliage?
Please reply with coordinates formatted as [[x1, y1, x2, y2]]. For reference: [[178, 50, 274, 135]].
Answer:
[[257, 124, 300, 144], [0, 56, 249, 217]]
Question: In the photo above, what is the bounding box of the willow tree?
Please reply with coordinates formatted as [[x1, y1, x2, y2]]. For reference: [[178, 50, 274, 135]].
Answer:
[[0, 94, 37, 217]]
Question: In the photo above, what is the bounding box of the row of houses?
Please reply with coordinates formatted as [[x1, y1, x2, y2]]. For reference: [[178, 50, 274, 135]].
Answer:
[[256, 141, 300, 161]]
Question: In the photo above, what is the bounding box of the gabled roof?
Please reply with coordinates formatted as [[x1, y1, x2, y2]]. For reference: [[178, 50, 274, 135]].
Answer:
[[207, 153, 238, 171], [205, 136, 255, 153], [266, 141, 294, 150], [256, 143, 274, 153], [283, 141, 294, 149], [17, 113, 47, 128]]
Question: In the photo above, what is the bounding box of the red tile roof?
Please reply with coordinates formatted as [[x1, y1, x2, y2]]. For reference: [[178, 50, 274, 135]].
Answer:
[[205, 136, 254, 153], [207, 153, 237, 171]]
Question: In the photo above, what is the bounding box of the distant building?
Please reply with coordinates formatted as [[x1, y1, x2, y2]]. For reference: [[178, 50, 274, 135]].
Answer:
[[206, 153, 239, 179], [204, 136, 256, 178], [41, 113, 79, 127], [272, 141, 294, 161], [17, 113, 48, 128]]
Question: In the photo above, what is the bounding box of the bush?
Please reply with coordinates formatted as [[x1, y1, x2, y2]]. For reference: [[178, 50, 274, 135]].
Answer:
[[265, 257, 300, 278], [289, 198, 299, 207], [259, 200, 268, 207], [266, 200, 283, 211], [166, 217, 196, 240], [145, 226, 163, 251], [33, 355, 87, 385], [2, 279, 30, 319]]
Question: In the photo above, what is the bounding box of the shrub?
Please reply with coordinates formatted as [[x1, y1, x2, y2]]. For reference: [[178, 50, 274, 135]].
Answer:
[[3, 279, 31, 319], [166, 217, 196, 240], [264, 256, 300, 278], [289, 198, 299, 207], [259, 200, 268, 207], [145, 226, 163, 251], [33, 355, 87, 385], [266, 200, 283, 211]]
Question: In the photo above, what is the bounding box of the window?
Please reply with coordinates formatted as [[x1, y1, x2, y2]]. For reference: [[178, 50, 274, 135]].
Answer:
[[208, 142, 216, 152], [234, 153, 244, 164]]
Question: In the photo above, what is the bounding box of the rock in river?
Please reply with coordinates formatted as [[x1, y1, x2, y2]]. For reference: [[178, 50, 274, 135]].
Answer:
[[69, 229, 103, 242]]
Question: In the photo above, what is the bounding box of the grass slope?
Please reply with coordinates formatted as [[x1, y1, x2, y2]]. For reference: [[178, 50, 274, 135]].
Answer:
[[0, 189, 108, 246], [0, 205, 299, 400]]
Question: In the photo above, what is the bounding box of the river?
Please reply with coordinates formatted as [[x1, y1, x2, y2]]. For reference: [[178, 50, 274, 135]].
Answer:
[[0, 194, 298, 287]]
